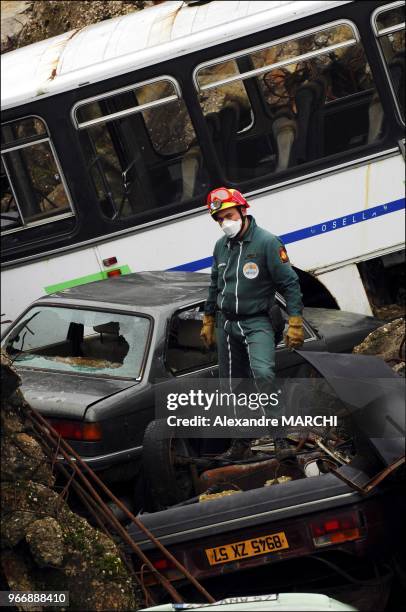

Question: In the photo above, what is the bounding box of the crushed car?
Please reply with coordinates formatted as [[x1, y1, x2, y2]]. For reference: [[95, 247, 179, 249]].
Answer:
[[0, 271, 387, 497], [127, 351, 405, 612]]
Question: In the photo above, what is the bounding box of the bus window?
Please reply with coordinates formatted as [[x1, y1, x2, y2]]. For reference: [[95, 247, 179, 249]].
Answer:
[[196, 60, 253, 133], [135, 80, 197, 156], [1, 117, 73, 233], [1, 159, 21, 231], [73, 77, 209, 220], [373, 3, 405, 120], [195, 21, 384, 183]]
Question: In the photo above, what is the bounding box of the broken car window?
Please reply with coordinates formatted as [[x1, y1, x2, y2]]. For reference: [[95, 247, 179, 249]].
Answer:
[[166, 305, 217, 375], [2, 306, 150, 379]]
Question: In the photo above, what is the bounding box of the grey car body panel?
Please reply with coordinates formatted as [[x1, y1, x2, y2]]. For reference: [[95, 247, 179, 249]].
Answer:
[[19, 370, 137, 418], [302, 307, 382, 352], [127, 474, 361, 550]]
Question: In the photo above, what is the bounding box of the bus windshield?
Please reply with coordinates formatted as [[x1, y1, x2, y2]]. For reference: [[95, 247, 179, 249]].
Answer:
[[2, 306, 150, 379]]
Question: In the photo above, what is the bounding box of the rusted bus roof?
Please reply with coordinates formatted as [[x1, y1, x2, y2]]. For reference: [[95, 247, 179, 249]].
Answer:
[[1, 0, 351, 111]]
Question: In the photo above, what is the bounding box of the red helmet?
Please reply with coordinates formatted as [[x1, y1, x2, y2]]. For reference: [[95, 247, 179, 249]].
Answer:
[[206, 187, 249, 217]]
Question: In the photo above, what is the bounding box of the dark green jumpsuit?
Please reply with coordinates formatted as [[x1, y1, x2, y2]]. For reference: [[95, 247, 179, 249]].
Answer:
[[204, 216, 303, 392]]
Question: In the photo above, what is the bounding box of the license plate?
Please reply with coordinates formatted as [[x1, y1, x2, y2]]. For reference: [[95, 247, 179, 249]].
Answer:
[[205, 531, 289, 566]]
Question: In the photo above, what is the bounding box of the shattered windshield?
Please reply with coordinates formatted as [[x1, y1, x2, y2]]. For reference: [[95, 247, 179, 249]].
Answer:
[[2, 306, 150, 379]]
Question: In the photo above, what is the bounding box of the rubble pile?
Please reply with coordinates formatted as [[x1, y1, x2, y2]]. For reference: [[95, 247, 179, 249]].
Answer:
[[0, 351, 138, 611], [353, 317, 405, 376]]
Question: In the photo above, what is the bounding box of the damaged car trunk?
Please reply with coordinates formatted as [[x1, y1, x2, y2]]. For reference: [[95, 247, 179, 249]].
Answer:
[[128, 352, 405, 609]]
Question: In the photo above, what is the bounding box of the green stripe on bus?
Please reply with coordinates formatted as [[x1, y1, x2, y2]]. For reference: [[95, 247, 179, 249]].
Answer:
[[44, 265, 132, 294]]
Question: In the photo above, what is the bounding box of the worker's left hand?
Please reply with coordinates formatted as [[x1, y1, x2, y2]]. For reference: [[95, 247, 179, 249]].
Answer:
[[200, 314, 216, 349], [285, 316, 305, 349]]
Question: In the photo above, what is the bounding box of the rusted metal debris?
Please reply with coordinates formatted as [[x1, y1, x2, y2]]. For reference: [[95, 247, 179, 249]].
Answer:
[[25, 406, 215, 605], [198, 451, 324, 492], [331, 455, 405, 494], [314, 436, 351, 465]]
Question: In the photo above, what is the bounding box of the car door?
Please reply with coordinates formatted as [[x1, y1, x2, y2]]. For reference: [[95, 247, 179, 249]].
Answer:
[[164, 298, 325, 379], [165, 302, 218, 379]]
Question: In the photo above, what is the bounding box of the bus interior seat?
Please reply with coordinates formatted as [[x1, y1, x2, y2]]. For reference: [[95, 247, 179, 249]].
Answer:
[[180, 112, 220, 201], [367, 51, 404, 144], [389, 51, 405, 113], [271, 106, 297, 171], [118, 116, 156, 216], [181, 142, 202, 201], [218, 101, 241, 177], [205, 111, 223, 163], [367, 90, 384, 143], [33, 321, 83, 358], [206, 112, 221, 139], [82, 321, 130, 363], [167, 318, 215, 372], [67, 322, 84, 357], [294, 80, 325, 163]]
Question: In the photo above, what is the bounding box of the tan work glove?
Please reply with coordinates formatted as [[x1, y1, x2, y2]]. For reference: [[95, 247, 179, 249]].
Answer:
[[285, 316, 304, 349], [200, 314, 215, 349]]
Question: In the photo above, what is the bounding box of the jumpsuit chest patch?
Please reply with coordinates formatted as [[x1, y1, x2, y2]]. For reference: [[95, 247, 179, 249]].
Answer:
[[242, 261, 259, 279]]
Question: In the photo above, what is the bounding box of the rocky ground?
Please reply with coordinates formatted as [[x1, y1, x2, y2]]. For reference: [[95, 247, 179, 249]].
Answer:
[[1, 1, 158, 53], [0, 351, 139, 611], [353, 317, 405, 376]]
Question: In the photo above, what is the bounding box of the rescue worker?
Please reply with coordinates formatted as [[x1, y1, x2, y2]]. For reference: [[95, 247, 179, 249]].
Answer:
[[200, 187, 304, 460]]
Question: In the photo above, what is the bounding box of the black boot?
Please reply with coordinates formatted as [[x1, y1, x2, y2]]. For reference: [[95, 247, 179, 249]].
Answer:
[[215, 439, 253, 461]]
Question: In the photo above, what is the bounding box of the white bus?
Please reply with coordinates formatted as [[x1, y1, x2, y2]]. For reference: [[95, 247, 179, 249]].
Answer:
[[1, 0, 405, 328]]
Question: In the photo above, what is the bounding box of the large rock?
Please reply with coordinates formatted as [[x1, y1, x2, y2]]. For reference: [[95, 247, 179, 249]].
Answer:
[[353, 317, 405, 375], [1, 351, 139, 610], [1, 1, 32, 53], [1, 432, 55, 486]]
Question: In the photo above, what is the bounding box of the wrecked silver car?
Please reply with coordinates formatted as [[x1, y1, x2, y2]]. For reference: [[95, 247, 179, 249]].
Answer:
[[0, 272, 384, 492]]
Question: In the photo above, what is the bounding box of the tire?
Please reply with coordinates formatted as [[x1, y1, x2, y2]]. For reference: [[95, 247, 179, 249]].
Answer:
[[142, 419, 194, 510]]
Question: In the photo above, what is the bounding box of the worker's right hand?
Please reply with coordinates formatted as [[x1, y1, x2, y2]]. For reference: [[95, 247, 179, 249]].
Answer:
[[200, 314, 216, 349], [285, 315, 305, 349]]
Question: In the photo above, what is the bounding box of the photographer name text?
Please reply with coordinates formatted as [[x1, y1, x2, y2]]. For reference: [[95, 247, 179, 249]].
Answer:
[[166, 415, 338, 427]]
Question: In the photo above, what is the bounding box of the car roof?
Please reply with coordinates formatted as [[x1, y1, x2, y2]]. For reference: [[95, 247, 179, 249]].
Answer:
[[38, 271, 210, 311]]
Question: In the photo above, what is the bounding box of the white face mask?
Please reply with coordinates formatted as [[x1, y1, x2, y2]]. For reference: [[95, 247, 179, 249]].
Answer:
[[221, 218, 242, 238]]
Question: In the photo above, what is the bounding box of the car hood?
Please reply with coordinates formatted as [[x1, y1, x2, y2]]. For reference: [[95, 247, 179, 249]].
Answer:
[[296, 351, 405, 490], [303, 307, 380, 334], [303, 308, 383, 352], [18, 369, 138, 418]]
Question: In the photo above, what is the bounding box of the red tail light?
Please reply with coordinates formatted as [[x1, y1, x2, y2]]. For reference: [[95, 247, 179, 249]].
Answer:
[[143, 558, 183, 585], [152, 558, 176, 571], [47, 419, 102, 441], [107, 269, 121, 278], [310, 511, 362, 548]]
